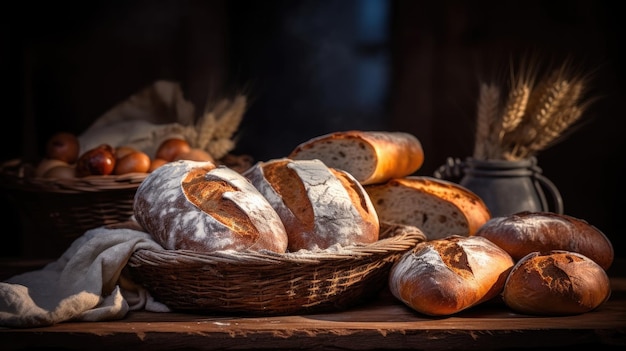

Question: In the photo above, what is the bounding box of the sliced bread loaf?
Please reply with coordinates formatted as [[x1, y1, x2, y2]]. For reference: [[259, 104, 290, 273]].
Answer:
[[288, 130, 424, 185], [365, 176, 491, 240]]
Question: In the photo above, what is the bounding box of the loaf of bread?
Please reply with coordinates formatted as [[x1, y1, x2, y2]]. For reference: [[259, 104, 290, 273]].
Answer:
[[243, 158, 380, 251], [365, 176, 491, 240], [133, 160, 289, 253], [502, 250, 611, 315], [288, 130, 424, 185], [474, 211, 614, 270], [389, 235, 514, 316]]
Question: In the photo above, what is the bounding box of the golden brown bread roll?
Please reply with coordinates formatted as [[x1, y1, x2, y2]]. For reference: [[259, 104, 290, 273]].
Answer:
[[388, 235, 514, 316], [474, 211, 614, 270], [243, 158, 379, 252], [288, 130, 424, 185], [502, 250, 611, 315], [133, 160, 288, 253], [365, 176, 491, 240]]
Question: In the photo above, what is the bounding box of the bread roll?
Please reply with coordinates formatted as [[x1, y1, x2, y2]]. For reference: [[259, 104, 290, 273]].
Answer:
[[288, 130, 424, 185], [365, 176, 491, 240], [503, 250, 611, 315], [389, 235, 514, 316], [243, 158, 379, 251], [474, 211, 614, 270], [133, 160, 288, 253]]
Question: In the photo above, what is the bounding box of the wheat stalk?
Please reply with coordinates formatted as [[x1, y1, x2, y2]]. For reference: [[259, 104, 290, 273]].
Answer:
[[212, 95, 246, 140], [528, 105, 584, 153], [472, 59, 592, 161], [195, 112, 218, 150], [207, 138, 237, 160], [500, 83, 530, 133], [190, 94, 248, 159], [474, 83, 501, 159]]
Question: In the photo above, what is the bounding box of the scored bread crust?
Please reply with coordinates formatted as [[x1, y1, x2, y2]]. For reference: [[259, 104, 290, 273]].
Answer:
[[389, 235, 514, 316], [474, 211, 614, 270], [133, 160, 288, 253], [502, 250, 611, 315], [243, 158, 380, 251], [365, 176, 491, 240], [288, 130, 424, 185]]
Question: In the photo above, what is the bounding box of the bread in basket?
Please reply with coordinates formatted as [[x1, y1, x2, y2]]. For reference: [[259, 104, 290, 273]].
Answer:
[[126, 222, 426, 315]]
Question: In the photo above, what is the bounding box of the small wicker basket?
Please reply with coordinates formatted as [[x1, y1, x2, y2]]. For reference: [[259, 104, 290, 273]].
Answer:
[[0, 159, 147, 258], [126, 223, 426, 316], [0, 154, 253, 258]]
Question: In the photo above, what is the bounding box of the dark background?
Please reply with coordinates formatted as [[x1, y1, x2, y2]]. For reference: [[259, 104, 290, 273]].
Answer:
[[1, 0, 624, 259]]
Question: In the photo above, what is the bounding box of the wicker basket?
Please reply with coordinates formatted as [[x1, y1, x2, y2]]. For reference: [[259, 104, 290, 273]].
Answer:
[[0, 155, 254, 258], [0, 159, 147, 258], [126, 223, 426, 316]]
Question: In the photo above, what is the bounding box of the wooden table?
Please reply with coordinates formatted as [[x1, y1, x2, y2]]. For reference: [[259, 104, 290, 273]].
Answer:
[[1, 261, 625, 350]]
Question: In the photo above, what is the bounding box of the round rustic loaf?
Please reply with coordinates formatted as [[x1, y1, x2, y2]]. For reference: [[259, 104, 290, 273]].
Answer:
[[365, 176, 491, 240], [502, 250, 611, 315], [243, 158, 380, 251], [474, 211, 614, 270], [133, 160, 288, 253], [388, 235, 514, 316]]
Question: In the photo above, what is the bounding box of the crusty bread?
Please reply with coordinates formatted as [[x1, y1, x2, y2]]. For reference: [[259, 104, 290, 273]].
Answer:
[[389, 235, 514, 316], [243, 158, 380, 251], [288, 130, 424, 185], [365, 176, 491, 240], [474, 211, 614, 270], [133, 160, 288, 253], [502, 250, 611, 315]]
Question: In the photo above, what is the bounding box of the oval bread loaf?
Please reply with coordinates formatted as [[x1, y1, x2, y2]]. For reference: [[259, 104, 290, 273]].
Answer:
[[502, 250, 611, 315], [389, 235, 514, 316], [133, 160, 288, 253], [474, 211, 614, 270], [243, 158, 380, 251], [365, 176, 491, 240], [288, 130, 424, 185]]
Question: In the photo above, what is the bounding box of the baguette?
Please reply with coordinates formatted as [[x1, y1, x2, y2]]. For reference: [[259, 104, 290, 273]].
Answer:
[[288, 130, 424, 185], [365, 176, 491, 240], [474, 211, 614, 270]]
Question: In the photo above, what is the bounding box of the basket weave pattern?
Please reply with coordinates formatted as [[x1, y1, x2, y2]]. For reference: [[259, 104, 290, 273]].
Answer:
[[0, 161, 146, 258], [127, 223, 426, 315], [0, 154, 253, 258]]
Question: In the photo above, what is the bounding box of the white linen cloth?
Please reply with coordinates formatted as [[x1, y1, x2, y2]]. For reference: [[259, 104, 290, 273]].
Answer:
[[0, 225, 170, 328]]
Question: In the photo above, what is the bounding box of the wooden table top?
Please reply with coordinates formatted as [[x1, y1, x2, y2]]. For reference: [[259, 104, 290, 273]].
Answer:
[[2, 281, 625, 350], [1, 260, 625, 350]]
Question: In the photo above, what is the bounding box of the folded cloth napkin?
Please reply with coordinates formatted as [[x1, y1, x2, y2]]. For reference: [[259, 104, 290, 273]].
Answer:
[[0, 224, 170, 328]]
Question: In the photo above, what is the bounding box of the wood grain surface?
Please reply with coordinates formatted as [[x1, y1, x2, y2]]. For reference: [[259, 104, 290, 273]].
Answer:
[[2, 270, 625, 350]]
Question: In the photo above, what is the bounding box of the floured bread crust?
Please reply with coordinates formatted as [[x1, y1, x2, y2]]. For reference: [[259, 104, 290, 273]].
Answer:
[[133, 160, 288, 253], [389, 235, 514, 316], [244, 158, 380, 251]]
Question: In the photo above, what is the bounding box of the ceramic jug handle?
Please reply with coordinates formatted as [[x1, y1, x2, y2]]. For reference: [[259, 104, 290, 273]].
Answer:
[[532, 172, 564, 214]]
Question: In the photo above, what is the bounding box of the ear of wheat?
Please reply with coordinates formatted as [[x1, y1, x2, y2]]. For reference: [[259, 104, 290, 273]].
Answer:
[[193, 94, 247, 160], [473, 60, 591, 161]]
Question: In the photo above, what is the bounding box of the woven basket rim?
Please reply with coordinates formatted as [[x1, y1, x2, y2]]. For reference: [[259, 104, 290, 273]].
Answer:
[[130, 222, 426, 266], [1, 154, 253, 193], [0, 158, 147, 193], [126, 223, 426, 315]]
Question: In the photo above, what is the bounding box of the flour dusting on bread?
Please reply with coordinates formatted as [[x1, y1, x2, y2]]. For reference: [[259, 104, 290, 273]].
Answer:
[[244, 158, 379, 251]]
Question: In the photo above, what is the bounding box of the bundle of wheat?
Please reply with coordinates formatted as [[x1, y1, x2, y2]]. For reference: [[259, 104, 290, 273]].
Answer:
[[473, 60, 594, 161]]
